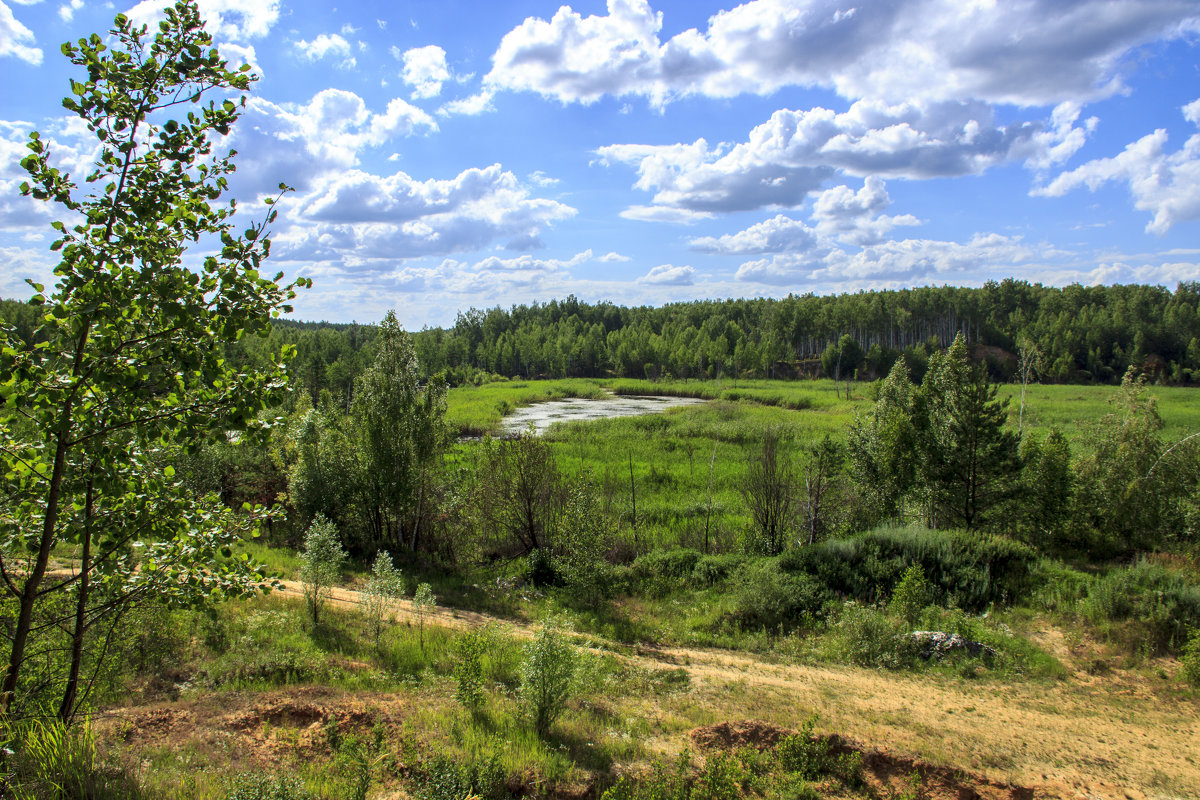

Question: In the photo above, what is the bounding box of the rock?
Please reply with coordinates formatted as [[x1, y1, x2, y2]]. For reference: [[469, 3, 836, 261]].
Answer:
[[909, 630, 998, 660]]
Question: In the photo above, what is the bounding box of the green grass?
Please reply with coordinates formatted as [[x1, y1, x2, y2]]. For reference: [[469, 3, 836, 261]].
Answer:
[[445, 378, 608, 434]]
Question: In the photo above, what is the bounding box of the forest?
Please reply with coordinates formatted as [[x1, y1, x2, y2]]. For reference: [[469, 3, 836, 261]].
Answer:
[[2, 4, 1200, 800]]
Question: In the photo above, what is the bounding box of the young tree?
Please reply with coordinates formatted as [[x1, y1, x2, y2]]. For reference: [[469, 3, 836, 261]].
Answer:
[[413, 583, 436, 652], [847, 359, 919, 526], [300, 514, 346, 626], [741, 429, 794, 555], [799, 435, 845, 545], [362, 551, 405, 647], [0, 1, 305, 720], [519, 618, 577, 738], [919, 334, 1020, 531], [476, 432, 565, 557]]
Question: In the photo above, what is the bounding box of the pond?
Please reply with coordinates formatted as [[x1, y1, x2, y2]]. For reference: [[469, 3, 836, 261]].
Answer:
[[498, 394, 705, 435]]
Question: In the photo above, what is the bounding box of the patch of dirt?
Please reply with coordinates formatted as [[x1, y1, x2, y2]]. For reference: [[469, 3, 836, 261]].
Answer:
[[690, 720, 793, 750]]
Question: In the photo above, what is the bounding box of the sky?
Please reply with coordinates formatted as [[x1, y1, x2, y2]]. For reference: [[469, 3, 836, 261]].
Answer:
[[2, 0, 1200, 328]]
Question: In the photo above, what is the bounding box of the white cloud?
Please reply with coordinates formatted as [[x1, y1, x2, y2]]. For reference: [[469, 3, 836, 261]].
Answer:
[[125, 0, 281, 42], [527, 171, 559, 187], [295, 33, 356, 69], [599, 100, 1081, 214], [736, 232, 1036, 286], [690, 214, 820, 255], [57, 0, 83, 23], [638, 264, 695, 285], [437, 90, 495, 117], [809, 177, 921, 245], [597, 251, 631, 262], [1034, 100, 1200, 235], [399, 45, 450, 99], [0, 119, 96, 232], [485, 0, 1197, 109], [0, 1, 41, 65], [0, 245, 56, 299], [619, 205, 714, 224], [229, 91, 436, 195], [272, 164, 576, 261]]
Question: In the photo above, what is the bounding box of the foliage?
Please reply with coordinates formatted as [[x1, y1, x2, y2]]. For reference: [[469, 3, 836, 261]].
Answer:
[[453, 628, 487, 711], [363, 550, 405, 647], [730, 559, 831, 632], [221, 772, 315, 800], [782, 526, 1037, 611], [1077, 559, 1200, 654], [835, 604, 919, 669], [414, 753, 508, 800], [1182, 630, 1200, 686], [519, 617, 577, 737], [414, 582, 437, 651], [1017, 430, 1075, 549], [477, 432, 566, 556], [299, 514, 346, 626], [741, 428, 794, 555], [0, 0, 301, 723], [848, 359, 919, 526], [2, 718, 140, 800], [889, 564, 931, 627]]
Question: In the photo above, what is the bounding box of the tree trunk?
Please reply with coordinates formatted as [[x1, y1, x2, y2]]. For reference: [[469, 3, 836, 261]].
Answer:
[[58, 473, 95, 724]]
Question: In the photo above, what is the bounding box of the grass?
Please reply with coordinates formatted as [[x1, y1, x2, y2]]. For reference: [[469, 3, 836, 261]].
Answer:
[[445, 378, 608, 435]]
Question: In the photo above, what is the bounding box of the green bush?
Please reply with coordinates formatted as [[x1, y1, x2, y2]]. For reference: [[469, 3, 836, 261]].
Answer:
[[1080, 560, 1200, 653], [690, 554, 749, 587], [519, 619, 577, 737], [453, 629, 487, 710], [221, 773, 315, 800], [1182, 630, 1200, 686], [834, 604, 918, 669], [631, 548, 703, 595], [415, 754, 508, 800], [889, 564, 931, 626], [730, 559, 831, 632], [781, 526, 1036, 610]]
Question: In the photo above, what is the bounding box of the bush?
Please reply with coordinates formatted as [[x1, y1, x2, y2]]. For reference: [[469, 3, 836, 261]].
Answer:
[[690, 554, 749, 587], [1182, 630, 1200, 686], [415, 754, 508, 800], [781, 526, 1036, 610], [630, 548, 703, 595], [453, 629, 487, 710], [889, 564, 930, 626], [222, 773, 315, 800], [1080, 560, 1200, 653], [363, 550, 405, 647], [519, 618, 577, 737], [834, 604, 918, 669], [300, 513, 347, 626], [730, 559, 832, 632]]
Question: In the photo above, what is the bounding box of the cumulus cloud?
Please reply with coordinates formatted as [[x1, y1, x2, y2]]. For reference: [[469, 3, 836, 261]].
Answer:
[[809, 177, 921, 245], [126, 0, 281, 42], [1034, 99, 1200, 235], [597, 251, 631, 262], [228, 91, 436, 195], [736, 232, 1036, 286], [271, 164, 576, 261], [638, 264, 695, 285], [437, 90, 495, 117], [690, 214, 820, 255], [598, 100, 1084, 215], [58, 0, 83, 23], [399, 45, 451, 99], [0, 119, 97, 232], [485, 0, 1197, 109], [619, 205, 714, 224], [296, 33, 356, 69], [0, 1, 40, 65]]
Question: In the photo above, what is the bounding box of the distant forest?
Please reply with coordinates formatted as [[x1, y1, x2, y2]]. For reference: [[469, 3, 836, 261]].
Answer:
[[5, 279, 1200, 401]]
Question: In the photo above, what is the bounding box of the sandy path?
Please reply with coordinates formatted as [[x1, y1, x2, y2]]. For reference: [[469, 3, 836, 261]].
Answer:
[[269, 579, 1199, 799]]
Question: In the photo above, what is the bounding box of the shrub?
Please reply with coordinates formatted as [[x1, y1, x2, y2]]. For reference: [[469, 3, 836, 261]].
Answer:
[[631, 548, 703, 595], [519, 618, 577, 737], [690, 554, 749, 587], [453, 629, 487, 710], [222, 773, 315, 800], [363, 550, 405, 647], [1079, 560, 1200, 653], [731, 559, 831, 632], [835, 603, 918, 669], [781, 526, 1036, 610], [300, 514, 347, 626], [415, 754, 508, 800], [1182, 630, 1200, 686], [889, 563, 931, 626]]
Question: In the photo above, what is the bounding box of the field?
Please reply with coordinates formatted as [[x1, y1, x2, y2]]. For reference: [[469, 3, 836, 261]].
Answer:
[[20, 377, 1200, 799]]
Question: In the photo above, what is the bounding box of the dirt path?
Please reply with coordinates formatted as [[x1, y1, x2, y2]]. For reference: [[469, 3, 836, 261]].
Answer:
[[268, 579, 1199, 799]]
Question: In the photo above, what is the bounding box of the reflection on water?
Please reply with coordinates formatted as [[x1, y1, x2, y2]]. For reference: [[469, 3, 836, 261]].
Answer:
[[499, 394, 704, 435]]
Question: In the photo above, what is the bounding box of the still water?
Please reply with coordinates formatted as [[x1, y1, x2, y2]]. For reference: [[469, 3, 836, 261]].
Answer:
[[498, 394, 704, 435]]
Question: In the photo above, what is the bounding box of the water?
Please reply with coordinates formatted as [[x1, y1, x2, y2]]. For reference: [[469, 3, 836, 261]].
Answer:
[[498, 394, 705, 435]]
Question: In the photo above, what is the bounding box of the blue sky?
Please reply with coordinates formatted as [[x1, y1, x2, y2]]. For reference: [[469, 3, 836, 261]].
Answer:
[[2, 0, 1199, 328]]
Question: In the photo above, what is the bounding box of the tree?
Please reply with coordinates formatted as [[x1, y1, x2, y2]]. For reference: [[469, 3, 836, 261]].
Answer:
[[848, 359, 918, 526], [476, 432, 565, 557], [300, 514, 346, 626], [799, 435, 845, 545], [362, 550, 405, 647], [919, 334, 1020, 530], [519, 617, 576, 738], [413, 583, 436, 652], [350, 312, 447, 554], [741, 429, 794, 555], [0, 2, 305, 721]]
